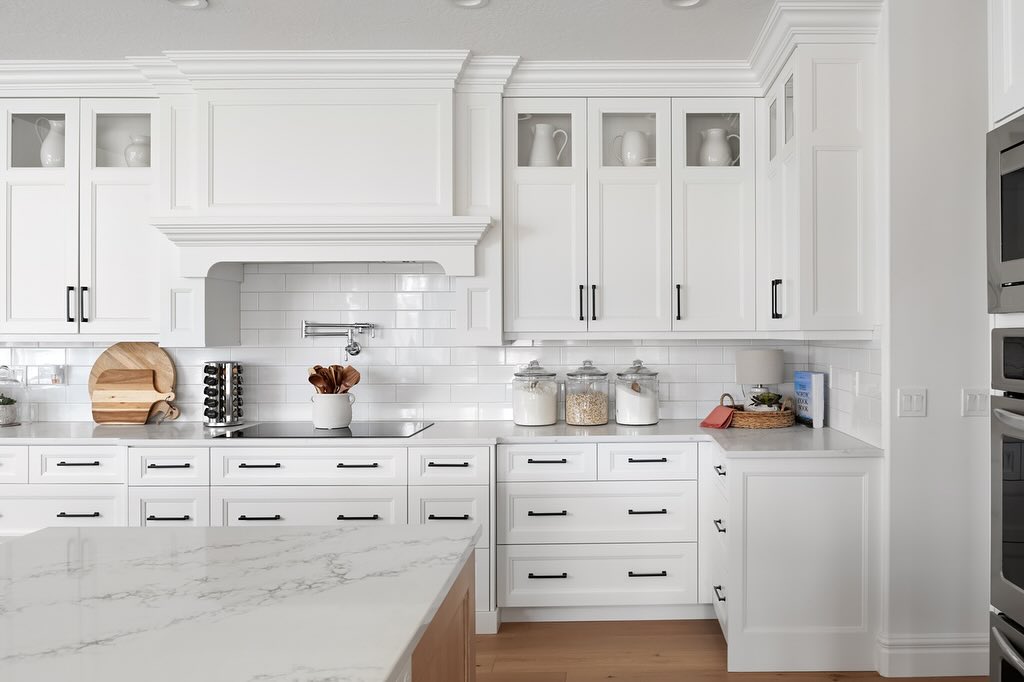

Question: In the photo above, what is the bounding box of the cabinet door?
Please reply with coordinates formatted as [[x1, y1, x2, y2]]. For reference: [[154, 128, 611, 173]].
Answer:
[[671, 99, 755, 331], [78, 99, 160, 336], [503, 98, 588, 332], [991, 0, 1024, 125], [587, 98, 672, 333], [0, 99, 80, 333]]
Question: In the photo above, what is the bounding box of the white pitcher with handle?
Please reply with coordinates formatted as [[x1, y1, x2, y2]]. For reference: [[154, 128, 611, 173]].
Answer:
[[613, 130, 653, 167], [529, 123, 568, 166], [34, 118, 65, 168], [698, 128, 740, 167]]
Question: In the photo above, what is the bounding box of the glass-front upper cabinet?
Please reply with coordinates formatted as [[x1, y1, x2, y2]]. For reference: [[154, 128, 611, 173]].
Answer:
[[784, 74, 795, 144], [6, 99, 80, 170], [684, 110, 743, 168], [516, 110, 575, 168], [85, 100, 153, 169]]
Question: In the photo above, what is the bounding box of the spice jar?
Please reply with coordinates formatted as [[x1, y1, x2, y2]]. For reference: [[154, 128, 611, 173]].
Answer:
[[512, 360, 559, 426], [565, 360, 609, 426], [615, 359, 660, 426]]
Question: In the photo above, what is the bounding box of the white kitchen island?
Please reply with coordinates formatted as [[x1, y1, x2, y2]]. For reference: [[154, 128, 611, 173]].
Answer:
[[0, 524, 479, 682]]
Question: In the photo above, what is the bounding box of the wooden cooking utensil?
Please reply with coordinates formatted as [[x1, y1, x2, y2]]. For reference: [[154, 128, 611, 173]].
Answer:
[[91, 369, 175, 424], [148, 401, 180, 423], [340, 365, 361, 392], [309, 373, 329, 394]]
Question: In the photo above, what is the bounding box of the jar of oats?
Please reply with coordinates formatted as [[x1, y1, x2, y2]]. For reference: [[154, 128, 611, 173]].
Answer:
[[565, 360, 609, 426]]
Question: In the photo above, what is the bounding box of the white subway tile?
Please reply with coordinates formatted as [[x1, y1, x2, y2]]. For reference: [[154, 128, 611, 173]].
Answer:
[[478, 404, 513, 421], [285, 274, 341, 292], [314, 262, 369, 274], [396, 348, 451, 366], [397, 384, 451, 403], [395, 310, 451, 329], [240, 274, 286, 292], [368, 262, 424, 274], [697, 364, 734, 383], [311, 292, 370, 310], [369, 366, 423, 384], [397, 275, 452, 292], [424, 403, 479, 420], [423, 292, 457, 310], [505, 347, 561, 367], [369, 403, 423, 420], [451, 347, 505, 365], [13, 348, 65, 365], [337, 274, 397, 292], [258, 263, 313, 274], [241, 310, 287, 330], [369, 293, 423, 310], [478, 365, 516, 383], [240, 293, 259, 310], [423, 366, 478, 384], [66, 347, 104, 366], [367, 328, 423, 348], [352, 384, 397, 403], [258, 292, 314, 311]]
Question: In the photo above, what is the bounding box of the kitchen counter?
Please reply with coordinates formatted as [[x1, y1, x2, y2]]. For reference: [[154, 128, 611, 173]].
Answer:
[[0, 524, 479, 682]]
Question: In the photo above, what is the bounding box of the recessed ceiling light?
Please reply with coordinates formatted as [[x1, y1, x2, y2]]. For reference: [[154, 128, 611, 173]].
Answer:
[[664, 0, 705, 7], [450, 0, 489, 7], [167, 0, 209, 8]]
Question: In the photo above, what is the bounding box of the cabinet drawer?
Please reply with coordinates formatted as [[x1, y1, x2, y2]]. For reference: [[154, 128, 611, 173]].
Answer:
[[409, 485, 489, 548], [408, 447, 490, 485], [0, 446, 28, 483], [211, 448, 406, 485], [211, 486, 407, 526], [597, 442, 697, 480], [496, 444, 597, 482], [129, 487, 210, 527], [498, 480, 695, 545], [129, 447, 209, 486], [498, 542, 698, 607], [29, 446, 125, 484], [0, 484, 126, 535]]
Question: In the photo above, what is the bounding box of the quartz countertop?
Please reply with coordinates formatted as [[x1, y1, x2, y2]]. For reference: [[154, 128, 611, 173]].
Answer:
[[0, 525, 479, 682], [0, 420, 881, 457]]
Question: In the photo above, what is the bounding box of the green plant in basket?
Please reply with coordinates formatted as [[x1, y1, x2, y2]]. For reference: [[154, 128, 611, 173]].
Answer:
[[749, 391, 782, 410], [0, 394, 18, 405]]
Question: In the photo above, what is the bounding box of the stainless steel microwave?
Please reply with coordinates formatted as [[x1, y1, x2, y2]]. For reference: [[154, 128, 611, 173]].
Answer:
[[989, 118, 1024, 312]]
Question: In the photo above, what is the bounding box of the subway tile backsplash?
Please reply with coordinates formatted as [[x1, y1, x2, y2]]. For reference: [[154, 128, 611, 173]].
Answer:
[[0, 264, 876, 445]]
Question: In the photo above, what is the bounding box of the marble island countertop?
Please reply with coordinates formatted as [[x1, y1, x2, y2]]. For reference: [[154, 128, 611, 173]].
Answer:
[[0, 525, 479, 682]]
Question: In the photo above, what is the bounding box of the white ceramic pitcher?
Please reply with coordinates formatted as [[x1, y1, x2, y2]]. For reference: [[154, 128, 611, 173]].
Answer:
[[613, 130, 653, 167], [311, 393, 356, 429], [698, 128, 740, 166], [529, 123, 568, 166], [34, 118, 65, 168]]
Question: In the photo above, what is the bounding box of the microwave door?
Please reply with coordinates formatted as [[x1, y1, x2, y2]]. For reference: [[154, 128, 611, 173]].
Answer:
[[1001, 144, 1024, 278]]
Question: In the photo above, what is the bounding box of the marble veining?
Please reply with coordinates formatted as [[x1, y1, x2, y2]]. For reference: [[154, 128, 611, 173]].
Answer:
[[0, 525, 479, 682]]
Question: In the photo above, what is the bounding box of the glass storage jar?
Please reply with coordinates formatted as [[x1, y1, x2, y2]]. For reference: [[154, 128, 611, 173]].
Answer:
[[0, 366, 27, 426], [615, 359, 660, 426], [512, 360, 559, 426], [565, 360, 609, 426]]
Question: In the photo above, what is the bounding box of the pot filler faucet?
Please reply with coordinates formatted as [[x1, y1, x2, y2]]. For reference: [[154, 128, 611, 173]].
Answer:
[[300, 321, 376, 357]]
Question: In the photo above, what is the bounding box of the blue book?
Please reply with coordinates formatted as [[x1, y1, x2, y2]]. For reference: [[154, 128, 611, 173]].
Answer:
[[794, 371, 825, 428]]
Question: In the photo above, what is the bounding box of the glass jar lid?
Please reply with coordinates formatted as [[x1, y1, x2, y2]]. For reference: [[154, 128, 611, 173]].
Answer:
[[567, 360, 608, 378], [514, 360, 556, 378], [0, 366, 23, 388], [617, 359, 659, 379]]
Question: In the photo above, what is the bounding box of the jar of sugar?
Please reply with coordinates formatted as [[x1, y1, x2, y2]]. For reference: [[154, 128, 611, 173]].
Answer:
[[512, 360, 559, 426], [614, 359, 660, 426]]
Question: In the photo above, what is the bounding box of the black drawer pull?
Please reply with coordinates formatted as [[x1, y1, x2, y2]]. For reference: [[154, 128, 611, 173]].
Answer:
[[713, 518, 726, 533], [57, 512, 100, 518], [238, 463, 281, 469], [147, 515, 191, 522], [147, 463, 192, 469], [337, 462, 380, 469], [627, 457, 668, 463], [713, 584, 726, 602], [527, 458, 568, 464], [628, 570, 668, 578], [628, 509, 668, 515], [528, 572, 568, 579], [57, 461, 101, 467], [238, 515, 282, 521], [428, 514, 471, 520], [713, 464, 726, 477], [528, 510, 568, 517], [337, 514, 380, 521], [427, 462, 470, 468]]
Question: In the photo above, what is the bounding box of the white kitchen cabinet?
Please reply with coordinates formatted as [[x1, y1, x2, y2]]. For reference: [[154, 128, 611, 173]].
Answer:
[[210, 447, 407, 486], [409, 484, 490, 548], [0, 446, 28, 484], [0, 484, 127, 536], [28, 445, 125, 485], [756, 45, 877, 332], [671, 99, 756, 331], [129, 447, 210, 486], [211, 485, 408, 527], [990, 0, 1024, 126], [128, 486, 210, 527], [408, 446, 490, 486]]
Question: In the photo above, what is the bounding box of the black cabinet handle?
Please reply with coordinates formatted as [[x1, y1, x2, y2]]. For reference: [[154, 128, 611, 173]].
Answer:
[[427, 462, 470, 468], [628, 508, 668, 515], [676, 284, 682, 321], [147, 463, 192, 469], [57, 461, 100, 467], [337, 514, 380, 521], [337, 462, 380, 469], [238, 515, 282, 521], [528, 572, 568, 579], [57, 512, 100, 518], [528, 510, 568, 517], [714, 464, 726, 477], [79, 286, 89, 323], [771, 278, 782, 319], [713, 584, 727, 602], [591, 284, 597, 321], [147, 515, 191, 522], [713, 518, 726, 533], [527, 458, 568, 464], [628, 457, 668, 463], [628, 570, 668, 578], [66, 285, 75, 322], [238, 463, 281, 469], [579, 284, 585, 322], [428, 514, 471, 520]]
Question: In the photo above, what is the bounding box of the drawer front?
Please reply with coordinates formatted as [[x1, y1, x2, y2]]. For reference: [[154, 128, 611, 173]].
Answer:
[[597, 442, 697, 480], [0, 446, 28, 484], [211, 486, 407, 526], [409, 485, 489, 548], [0, 484, 126, 535], [408, 447, 490, 486], [129, 447, 210, 486], [498, 542, 698, 607], [498, 481, 696, 545], [29, 446, 125, 484], [496, 444, 597, 482], [211, 448, 406, 485], [129, 487, 211, 527]]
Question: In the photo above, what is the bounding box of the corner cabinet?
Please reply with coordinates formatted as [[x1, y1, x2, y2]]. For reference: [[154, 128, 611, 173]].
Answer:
[[990, 0, 1024, 126]]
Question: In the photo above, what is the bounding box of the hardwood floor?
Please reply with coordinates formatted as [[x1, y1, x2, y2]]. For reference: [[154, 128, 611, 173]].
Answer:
[[476, 621, 985, 682]]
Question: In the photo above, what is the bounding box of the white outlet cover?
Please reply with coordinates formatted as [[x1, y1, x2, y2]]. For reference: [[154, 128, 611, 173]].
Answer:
[[897, 387, 927, 417], [961, 388, 989, 417]]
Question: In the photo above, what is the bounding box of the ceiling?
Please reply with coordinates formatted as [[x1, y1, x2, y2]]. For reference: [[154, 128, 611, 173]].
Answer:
[[0, 0, 774, 61]]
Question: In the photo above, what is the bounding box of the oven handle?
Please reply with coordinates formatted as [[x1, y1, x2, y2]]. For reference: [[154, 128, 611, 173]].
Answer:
[[993, 626, 1024, 675], [996, 408, 1024, 433]]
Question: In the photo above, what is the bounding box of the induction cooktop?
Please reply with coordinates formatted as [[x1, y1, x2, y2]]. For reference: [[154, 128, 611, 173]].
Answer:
[[213, 421, 434, 439]]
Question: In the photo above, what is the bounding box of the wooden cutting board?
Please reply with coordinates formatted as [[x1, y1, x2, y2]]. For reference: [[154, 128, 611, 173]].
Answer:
[[91, 369, 175, 425], [89, 343, 176, 422]]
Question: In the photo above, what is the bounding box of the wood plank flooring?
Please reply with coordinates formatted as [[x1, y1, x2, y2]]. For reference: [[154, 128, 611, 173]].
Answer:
[[476, 621, 985, 682]]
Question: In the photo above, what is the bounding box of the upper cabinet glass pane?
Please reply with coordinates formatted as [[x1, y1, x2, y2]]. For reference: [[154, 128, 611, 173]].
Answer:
[[784, 75, 795, 144], [96, 113, 152, 168], [11, 114, 66, 168], [601, 112, 656, 167], [518, 113, 573, 167], [686, 112, 741, 167], [768, 100, 778, 161]]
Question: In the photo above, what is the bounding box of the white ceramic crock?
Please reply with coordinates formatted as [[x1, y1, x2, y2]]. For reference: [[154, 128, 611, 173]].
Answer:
[[311, 393, 356, 429]]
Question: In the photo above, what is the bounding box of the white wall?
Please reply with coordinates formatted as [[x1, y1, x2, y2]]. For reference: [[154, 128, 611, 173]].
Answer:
[[881, 0, 990, 675]]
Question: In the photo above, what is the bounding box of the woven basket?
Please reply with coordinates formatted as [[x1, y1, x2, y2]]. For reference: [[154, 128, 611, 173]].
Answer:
[[720, 393, 795, 429]]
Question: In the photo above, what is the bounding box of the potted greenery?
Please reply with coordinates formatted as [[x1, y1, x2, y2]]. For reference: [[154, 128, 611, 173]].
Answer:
[[747, 391, 783, 412], [0, 393, 18, 426]]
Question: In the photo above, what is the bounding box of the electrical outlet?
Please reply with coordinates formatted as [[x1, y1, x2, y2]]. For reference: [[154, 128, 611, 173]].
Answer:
[[897, 387, 927, 417], [961, 388, 989, 417]]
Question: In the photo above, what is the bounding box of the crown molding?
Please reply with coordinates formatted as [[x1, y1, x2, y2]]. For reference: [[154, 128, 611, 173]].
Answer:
[[0, 60, 155, 97], [456, 56, 520, 94]]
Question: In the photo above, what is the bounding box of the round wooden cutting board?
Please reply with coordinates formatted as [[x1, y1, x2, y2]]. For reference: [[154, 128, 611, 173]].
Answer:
[[89, 343, 177, 422]]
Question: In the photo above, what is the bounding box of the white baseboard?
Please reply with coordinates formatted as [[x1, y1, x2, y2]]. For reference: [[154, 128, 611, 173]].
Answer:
[[476, 610, 499, 635], [498, 604, 715, 624], [876, 633, 988, 677]]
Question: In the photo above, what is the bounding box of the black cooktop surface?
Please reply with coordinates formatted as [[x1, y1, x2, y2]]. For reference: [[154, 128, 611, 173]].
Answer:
[[214, 421, 434, 439]]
